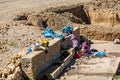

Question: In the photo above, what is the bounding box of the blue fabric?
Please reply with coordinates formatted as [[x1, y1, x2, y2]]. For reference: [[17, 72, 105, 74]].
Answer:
[[42, 27, 56, 38], [61, 25, 73, 34], [42, 27, 63, 38], [92, 51, 106, 57], [27, 46, 32, 54], [42, 25, 73, 38], [44, 33, 53, 38], [42, 27, 56, 35], [52, 34, 63, 38]]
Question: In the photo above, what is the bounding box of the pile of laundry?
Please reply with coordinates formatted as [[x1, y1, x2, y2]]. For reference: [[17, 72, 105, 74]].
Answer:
[[42, 25, 73, 38], [27, 39, 49, 54], [27, 25, 73, 54]]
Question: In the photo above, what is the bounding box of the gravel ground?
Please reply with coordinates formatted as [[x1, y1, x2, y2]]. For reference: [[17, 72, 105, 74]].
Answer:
[[0, 0, 91, 24]]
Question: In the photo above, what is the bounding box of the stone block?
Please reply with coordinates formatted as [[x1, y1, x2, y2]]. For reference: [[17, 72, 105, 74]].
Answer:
[[21, 38, 61, 79], [73, 27, 80, 38]]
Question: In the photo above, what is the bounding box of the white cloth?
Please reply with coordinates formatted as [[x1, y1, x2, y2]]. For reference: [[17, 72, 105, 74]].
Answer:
[[72, 39, 78, 48], [66, 34, 75, 40], [66, 34, 78, 48]]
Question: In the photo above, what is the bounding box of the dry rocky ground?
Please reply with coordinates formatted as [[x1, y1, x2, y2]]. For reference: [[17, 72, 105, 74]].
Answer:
[[0, 0, 120, 80]]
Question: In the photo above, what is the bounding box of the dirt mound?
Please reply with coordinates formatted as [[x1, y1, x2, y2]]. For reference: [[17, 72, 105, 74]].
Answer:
[[85, 0, 120, 27], [27, 12, 72, 30], [80, 25, 120, 41], [88, 0, 120, 10]]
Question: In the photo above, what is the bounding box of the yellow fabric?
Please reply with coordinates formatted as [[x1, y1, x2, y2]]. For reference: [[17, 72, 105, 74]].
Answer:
[[39, 39, 48, 47]]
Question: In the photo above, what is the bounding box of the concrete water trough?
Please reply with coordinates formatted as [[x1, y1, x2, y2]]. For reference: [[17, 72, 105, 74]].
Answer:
[[21, 27, 80, 80], [38, 48, 74, 80]]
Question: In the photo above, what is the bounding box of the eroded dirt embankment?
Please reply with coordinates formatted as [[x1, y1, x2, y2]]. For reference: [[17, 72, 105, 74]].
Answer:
[[86, 0, 120, 27], [13, 3, 120, 41]]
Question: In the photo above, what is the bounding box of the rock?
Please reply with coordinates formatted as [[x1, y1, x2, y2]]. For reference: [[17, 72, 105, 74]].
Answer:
[[27, 14, 43, 27], [2, 68, 11, 76], [0, 72, 2, 77], [15, 66, 22, 74], [0, 59, 2, 62], [7, 63, 15, 72], [6, 67, 23, 80], [0, 78, 3, 80], [17, 50, 27, 57], [114, 39, 120, 44], [15, 60, 21, 67], [70, 65, 77, 69], [14, 67, 23, 80], [7, 74, 14, 80]]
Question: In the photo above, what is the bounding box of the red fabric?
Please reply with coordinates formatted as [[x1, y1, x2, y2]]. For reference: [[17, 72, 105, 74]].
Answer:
[[71, 37, 77, 40], [73, 54, 82, 59]]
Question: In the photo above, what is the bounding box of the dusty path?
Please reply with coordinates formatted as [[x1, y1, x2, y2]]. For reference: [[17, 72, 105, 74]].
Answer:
[[0, 0, 19, 3], [0, 0, 91, 24]]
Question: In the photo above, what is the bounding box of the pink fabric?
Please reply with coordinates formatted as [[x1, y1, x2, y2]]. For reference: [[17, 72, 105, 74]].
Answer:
[[79, 43, 90, 53]]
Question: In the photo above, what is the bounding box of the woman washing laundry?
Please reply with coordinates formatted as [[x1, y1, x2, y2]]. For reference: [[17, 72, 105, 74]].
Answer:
[[64, 30, 79, 54], [79, 41, 91, 58]]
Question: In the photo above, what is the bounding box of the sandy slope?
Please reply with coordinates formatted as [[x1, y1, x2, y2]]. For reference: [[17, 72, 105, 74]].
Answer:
[[0, 0, 91, 24]]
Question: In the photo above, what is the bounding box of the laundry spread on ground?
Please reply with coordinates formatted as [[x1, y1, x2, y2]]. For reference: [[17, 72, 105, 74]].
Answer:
[[91, 51, 106, 57]]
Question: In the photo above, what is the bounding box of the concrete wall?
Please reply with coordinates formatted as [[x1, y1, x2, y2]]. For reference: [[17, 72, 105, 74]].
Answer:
[[21, 27, 80, 80], [21, 38, 60, 79]]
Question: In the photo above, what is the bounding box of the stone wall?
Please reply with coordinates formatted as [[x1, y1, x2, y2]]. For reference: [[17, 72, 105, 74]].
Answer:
[[21, 38, 60, 79]]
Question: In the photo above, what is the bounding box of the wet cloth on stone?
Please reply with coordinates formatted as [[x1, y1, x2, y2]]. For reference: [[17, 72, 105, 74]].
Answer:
[[27, 43, 46, 54], [42, 27, 55, 38], [27, 46, 32, 54], [42, 25, 73, 38], [27, 43, 42, 54], [42, 27, 63, 38], [61, 25, 73, 34]]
